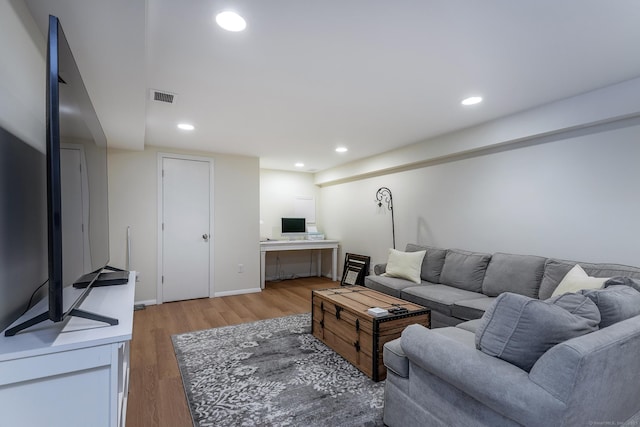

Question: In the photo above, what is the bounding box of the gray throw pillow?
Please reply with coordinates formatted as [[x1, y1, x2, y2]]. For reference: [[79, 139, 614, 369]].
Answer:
[[475, 292, 600, 372], [604, 276, 640, 293], [481, 252, 546, 298], [405, 244, 447, 283], [580, 285, 640, 328], [545, 293, 603, 323], [440, 249, 491, 292]]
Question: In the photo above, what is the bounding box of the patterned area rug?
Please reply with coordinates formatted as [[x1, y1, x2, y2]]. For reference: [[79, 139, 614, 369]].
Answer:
[[172, 313, 385, 427]]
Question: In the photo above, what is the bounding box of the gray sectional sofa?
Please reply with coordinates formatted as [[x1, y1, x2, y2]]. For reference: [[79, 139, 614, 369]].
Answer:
[[365, 243, 640, 327], [383, 310, 640, 426], [367, 244, 640, 426]]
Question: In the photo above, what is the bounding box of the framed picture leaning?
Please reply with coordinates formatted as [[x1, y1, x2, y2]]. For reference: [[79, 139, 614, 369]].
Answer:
[[341, 253, 370, 286]]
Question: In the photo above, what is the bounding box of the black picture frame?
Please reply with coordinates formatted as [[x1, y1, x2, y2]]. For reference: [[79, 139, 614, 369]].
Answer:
[[341, 264, 363, 286], [341, 253, 370, 286]]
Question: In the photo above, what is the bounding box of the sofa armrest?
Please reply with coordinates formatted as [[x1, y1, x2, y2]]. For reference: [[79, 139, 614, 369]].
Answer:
[[373, 263, 387, 275], [401, 325, 565, 427]]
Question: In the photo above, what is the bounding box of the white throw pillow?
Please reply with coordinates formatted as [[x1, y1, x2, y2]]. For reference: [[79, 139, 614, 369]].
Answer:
[[551, 264, 608, 297], [382, 248, 426, 284]]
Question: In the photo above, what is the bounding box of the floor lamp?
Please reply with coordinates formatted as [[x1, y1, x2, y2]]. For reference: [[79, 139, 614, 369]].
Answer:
[[375, 187, 395, 249]]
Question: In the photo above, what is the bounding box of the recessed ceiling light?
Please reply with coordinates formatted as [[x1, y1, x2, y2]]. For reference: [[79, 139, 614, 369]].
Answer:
[[335, 147, 348, 153], [215, 11, 246, 32], [177, 123, 195, 131], [295, 162, 304, 168], [461, 96, 483, 106]]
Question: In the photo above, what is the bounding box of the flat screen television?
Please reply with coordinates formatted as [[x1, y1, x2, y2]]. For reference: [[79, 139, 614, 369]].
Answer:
[[281, 217, 306, 234], [0, 127, 47, 332], [5, 15, 122, 336]]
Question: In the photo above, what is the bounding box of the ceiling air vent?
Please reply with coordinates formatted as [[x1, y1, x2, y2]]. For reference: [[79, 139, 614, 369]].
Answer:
[[150, 89, 177, 104]]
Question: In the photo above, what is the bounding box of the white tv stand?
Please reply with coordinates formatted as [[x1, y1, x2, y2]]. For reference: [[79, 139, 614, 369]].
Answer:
[[0, 271, 136, 427]]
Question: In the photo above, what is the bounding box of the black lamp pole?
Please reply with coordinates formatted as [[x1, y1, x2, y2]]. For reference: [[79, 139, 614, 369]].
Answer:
[[375, 187, 395, 249]]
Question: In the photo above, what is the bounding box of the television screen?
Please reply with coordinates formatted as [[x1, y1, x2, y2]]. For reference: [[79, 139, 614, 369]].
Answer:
[[0, 127, 47, 332], [282, 218, 306, 234], [4, 15, 115, 336], [49, 14, 111, 316], [56, 23, 110, 287]]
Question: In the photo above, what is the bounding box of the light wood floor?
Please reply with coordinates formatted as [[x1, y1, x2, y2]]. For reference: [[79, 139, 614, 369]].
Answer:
[[125, 277, 339, 427]]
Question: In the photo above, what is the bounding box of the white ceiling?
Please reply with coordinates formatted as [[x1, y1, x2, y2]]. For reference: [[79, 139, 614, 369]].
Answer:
[[24, 0, 640, 172]]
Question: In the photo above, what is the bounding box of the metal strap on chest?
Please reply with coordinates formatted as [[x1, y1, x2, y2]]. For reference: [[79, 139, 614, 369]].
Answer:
[[354, 318, 361, 359]]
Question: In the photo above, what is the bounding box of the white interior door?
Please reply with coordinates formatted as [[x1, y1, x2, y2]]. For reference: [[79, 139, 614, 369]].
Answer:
[[161, 157, 211, 302]]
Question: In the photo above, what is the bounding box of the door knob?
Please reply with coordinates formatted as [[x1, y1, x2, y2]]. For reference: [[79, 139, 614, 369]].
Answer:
[[202, 234, 209, 242]]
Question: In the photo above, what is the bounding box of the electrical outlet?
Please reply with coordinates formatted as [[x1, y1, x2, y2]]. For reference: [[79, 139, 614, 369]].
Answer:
[[135, 272, 140, 282], [238, 263, 244, 273]]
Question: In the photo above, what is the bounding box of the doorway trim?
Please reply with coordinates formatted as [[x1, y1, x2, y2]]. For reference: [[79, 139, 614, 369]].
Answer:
[[156, 152, 215, 304]]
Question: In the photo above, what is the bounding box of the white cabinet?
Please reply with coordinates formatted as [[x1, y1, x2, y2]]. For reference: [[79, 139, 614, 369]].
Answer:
[[0, 272, 135, 427]]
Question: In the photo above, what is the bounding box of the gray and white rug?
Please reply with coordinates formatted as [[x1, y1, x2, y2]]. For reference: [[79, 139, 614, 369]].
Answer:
[[172, 313, 385, 427]]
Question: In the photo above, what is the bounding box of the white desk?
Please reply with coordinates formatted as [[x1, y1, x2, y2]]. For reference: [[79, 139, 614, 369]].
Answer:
[[260, 240, 339, 288], [0, 271, 136, 427]]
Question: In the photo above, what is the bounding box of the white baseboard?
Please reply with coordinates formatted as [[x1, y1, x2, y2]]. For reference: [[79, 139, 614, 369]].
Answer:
[[141, 288, 262, 305], [214, 288, 262, 297]]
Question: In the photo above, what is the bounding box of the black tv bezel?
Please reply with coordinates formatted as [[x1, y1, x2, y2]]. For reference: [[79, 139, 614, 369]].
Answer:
[[46, 14, 65, 322]]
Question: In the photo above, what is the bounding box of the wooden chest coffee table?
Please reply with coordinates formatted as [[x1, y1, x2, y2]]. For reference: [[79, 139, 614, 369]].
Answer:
[[311, 285, 430, 381]]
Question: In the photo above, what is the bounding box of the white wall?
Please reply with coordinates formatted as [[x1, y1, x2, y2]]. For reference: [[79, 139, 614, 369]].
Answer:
[[108, 146, 260, 303], [260, 169, 320, 238], [259, 169, 326, 280], [262, 80, 640, 280], [319, 110, 640, 274], [0, 0, 45, 150], [315, 77, 640, 186]]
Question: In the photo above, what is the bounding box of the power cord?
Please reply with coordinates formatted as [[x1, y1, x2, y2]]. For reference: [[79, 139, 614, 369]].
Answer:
[[20, 278, 49, 316]]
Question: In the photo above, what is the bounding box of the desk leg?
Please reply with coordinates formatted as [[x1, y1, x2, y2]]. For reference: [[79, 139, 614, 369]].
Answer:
[[332, 247, 337, 281], [260, 251, 266, 290], [317, 251, 322, 277]]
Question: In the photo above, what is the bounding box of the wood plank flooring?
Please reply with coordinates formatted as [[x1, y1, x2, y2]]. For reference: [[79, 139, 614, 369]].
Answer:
[[125, 277, 339, 427]]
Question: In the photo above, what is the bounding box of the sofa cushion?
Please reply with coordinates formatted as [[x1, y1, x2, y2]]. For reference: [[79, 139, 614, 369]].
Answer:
[[482, 252, 546, 298], [539, 259, 577, 299], [401, 284, 488, 317], [545, 293, 603, 322], [430, 310, 465, 328], [382, 248, 426, 284], [605, 276, 640, 292], [455, 319, 483, 334], [539, 258, 640, 300], [364, 275, 420, 298], [580, 285, 640, 328], [452, 297, 496, 321], [405, 243, 447, 283], [439, 249, 491, 292], [551, 264, 607, 297], [431, 326, 477, 348], [383, 338, 409, 378], [475, 292, 600, 372]]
